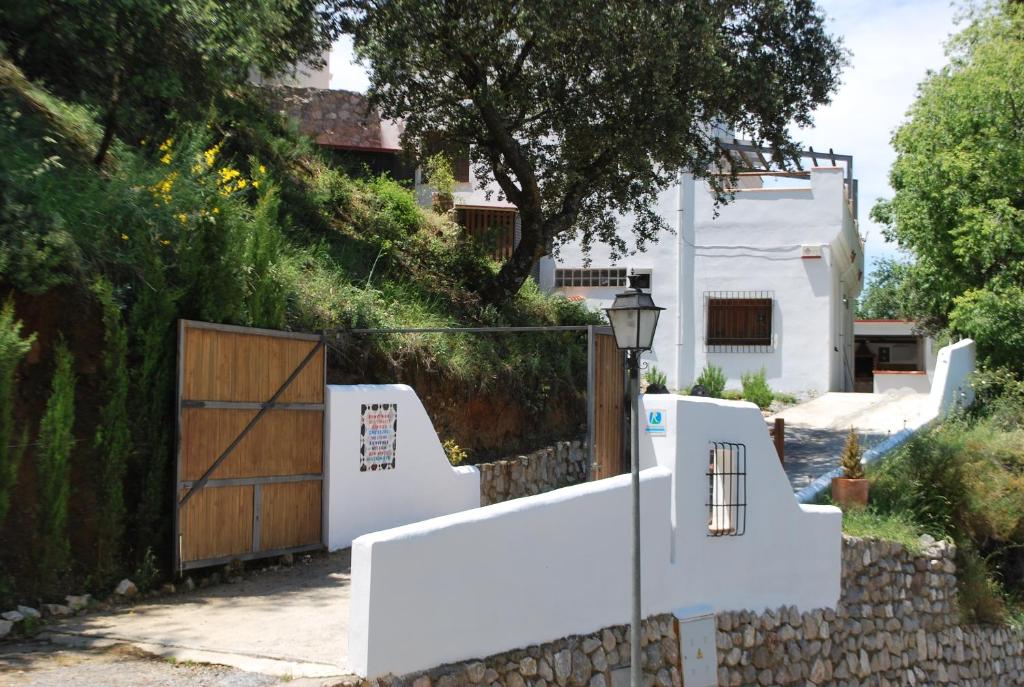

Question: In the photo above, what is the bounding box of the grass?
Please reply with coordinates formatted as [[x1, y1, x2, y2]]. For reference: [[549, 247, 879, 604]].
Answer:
[[840, 508, 925, 554]]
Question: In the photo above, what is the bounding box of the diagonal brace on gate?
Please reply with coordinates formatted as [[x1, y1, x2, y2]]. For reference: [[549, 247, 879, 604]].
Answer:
[[178, 334, 326, 508]]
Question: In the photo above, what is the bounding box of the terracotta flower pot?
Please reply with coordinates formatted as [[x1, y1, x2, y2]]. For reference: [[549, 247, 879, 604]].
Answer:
[[831, 477, 869, 509]]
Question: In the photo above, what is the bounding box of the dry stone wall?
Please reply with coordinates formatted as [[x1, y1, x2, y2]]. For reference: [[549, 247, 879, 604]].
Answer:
[[357, 536, 1023, 687], [478, 441, 588, 506]]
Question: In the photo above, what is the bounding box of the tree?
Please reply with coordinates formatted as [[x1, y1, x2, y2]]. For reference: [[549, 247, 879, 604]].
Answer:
[[0, 298, 34, 526], [342, 0, 847, 304], [36, 341, 76, 593], [856, 257, 911, 320], [0, 1, 344, 164], [872, 2, 1024, 370]]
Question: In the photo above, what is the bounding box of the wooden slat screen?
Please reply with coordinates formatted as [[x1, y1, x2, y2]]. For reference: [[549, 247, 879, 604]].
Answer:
[[592, 333, 626, 480], [457, 207, 517, 261], [706, 298, 773, 346], [175, 321, 325, 570]]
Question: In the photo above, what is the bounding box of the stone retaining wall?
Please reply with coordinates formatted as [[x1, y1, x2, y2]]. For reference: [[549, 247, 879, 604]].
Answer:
[[362, 536, 1023, 687], [715, 536, 1023, 685], [478, 441, 588, 506]]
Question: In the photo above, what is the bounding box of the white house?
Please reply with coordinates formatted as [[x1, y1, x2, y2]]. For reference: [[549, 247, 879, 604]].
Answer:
[[539, 142, 864, 396], [267, 86, 862, 395], [854, 319, 936, 393]]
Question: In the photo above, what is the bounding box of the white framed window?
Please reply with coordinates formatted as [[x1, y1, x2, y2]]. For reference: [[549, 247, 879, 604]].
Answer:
[[554, 268, 629, 288]]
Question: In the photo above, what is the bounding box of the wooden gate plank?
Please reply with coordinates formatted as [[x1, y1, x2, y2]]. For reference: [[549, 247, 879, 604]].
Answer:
[[260, 481, 322, 551], [179, 408, 323, 480], [179, 485, 254, 562]]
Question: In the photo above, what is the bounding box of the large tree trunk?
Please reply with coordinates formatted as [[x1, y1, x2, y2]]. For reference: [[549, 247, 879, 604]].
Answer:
[[93, 71, 121, 167], [479, 212, 545, 306]]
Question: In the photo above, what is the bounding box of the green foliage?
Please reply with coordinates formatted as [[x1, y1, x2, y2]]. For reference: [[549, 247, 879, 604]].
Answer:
[[424, 154, 456, 200], [867, 406, 1024, 623], [36, 341, 75, 595], [442, 439, 468, 467], [839, 427, 864, 480], [0, 50, 605, 597], [0, 298, 34, 524], [694, 364, 727, 399], [91, 279, 131, 583], [644, 366, 668, 393], [0, 0, 341, 163], [856, 257, 912, 320], [721, 389, 743, 401], [347, 0, 847, 303], [871, 3, 1024, 367], [840, 508, 924, 554], [133, 546, 160, 594], [773, 391, 798, 406], [740, 368, 774, 409]]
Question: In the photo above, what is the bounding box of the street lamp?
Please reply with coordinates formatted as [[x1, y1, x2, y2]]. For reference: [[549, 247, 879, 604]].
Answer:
[[604, 273, 663, 687]]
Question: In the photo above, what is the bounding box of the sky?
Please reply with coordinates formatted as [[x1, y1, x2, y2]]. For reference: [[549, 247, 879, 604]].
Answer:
[[328, 1, 962, 278]]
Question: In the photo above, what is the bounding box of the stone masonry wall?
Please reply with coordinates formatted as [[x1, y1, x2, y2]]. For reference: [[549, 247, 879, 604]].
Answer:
[[478, 441, 588, 506], [714, 536, 1023, 686], [359, 536, 1023, 687]]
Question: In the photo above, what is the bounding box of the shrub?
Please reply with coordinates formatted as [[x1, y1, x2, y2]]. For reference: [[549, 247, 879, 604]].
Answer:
[[443, 439, 468, 466], [840, 427, 865, 479], [36, 341, 76, 595], [0, 298, 34, 525], [694, 363, 726, 398], [740, 367, 774, 409], [91, 279, 131, 584], [644, 365, 668, 393]]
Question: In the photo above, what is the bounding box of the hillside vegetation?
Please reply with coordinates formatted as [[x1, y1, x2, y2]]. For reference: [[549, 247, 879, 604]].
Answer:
[[0, 57, 596, 604]]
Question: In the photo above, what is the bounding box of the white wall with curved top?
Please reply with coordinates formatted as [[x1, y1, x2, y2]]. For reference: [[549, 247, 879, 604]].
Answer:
[[928, 339, 976, 417], [348, 394, 841, 678], [325, 384, 480, 551]]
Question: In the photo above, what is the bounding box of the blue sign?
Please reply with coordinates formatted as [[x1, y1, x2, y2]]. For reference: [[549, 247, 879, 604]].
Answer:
[[645, 409, 667, 436]]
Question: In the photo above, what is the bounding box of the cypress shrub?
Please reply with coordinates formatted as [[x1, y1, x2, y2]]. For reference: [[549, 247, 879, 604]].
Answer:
[[0, 298, 35, 525], [91, 279, 132, 583], [36, 340, 76, 594]]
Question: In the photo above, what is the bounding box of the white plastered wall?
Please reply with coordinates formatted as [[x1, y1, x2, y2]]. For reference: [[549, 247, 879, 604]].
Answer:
[[543, 167, 860, 396], [348, 394, 841, 678], [927, 339, 976, 416], [325, 385, 480, 551]]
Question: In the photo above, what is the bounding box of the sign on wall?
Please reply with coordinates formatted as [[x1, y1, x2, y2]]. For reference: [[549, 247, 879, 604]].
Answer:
[[360, 403, 398, 471], [645, 408, 667, 436]]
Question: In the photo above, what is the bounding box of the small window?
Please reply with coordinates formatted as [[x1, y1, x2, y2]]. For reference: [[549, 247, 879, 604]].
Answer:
[[706, 296, 773, 347], [424, 133, 470, 183], [554, 268, 629, 288], [707, 442, 746, 536]]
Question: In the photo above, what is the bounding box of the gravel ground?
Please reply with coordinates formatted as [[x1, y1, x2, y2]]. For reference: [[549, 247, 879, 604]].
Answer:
[[0, 640, 283, 687]]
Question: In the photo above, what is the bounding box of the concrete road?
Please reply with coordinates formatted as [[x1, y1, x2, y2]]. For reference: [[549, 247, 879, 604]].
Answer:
[[770, 391, 932, 493], [44, 550, 353, 679], [0, 640, 282, 687]]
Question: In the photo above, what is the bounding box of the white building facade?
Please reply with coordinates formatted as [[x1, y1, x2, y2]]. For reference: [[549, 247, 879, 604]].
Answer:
[[539, 149, 864, 396]]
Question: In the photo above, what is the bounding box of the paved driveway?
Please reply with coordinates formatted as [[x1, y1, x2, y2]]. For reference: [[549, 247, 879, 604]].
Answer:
[[44, 550, 352, 679], [770, 391, 932, 493]]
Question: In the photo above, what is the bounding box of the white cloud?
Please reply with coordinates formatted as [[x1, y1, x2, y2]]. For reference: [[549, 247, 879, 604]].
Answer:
[[328, 2, 961, 277], [801, 0, 960, 274]]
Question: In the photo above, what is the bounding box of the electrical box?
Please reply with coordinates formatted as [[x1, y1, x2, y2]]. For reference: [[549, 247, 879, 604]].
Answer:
[[800, 244, 823, 259], [674, 605, 717, 687]]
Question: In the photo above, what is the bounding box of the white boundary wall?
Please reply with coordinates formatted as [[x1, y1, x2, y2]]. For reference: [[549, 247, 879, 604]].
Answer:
[[349, 395, 841, 678], [928, 339, 976, 417], [325, 385, 480, 551]]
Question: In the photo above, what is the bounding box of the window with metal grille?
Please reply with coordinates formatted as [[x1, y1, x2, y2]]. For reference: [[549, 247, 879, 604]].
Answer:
[[705, 293, 773, 349], [706, 442, 746, 536], [456, 208, 517, 261], [554, 268, 629, 288]]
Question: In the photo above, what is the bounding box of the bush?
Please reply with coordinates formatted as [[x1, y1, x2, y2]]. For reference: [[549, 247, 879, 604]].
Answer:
[[443, 439, 468, 466], [694, 363, 726, 398], [0, 298, 33, 526], [644, 365, 668, 393], [740, 367, 774, 409], [36, 341, 76, 596]]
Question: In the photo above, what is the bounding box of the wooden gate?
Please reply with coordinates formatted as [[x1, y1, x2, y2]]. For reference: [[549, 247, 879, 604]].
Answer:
[[590, 328, 627, 480], [174, 320, 326, 571]]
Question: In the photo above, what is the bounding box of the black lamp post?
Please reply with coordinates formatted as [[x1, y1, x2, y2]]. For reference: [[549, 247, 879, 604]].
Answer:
[[604, 273, 663, 687]]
